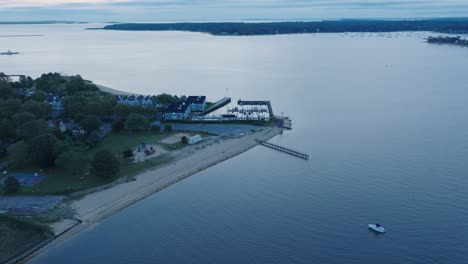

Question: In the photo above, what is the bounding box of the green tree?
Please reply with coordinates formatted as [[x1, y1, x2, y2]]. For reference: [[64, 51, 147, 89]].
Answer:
[[125, 113, 149, 131], [19, 75, 34, 88], [23, 101, 51, 118], [83, 102, 104, 116], [17, 120, 48, 140], [91, 150, 120, 178], [156, 93, 177, 104], [53, 140, 70, 158], [0, 118, 15, 140], [113, 104, 130, 116], [65, 75, 85, 93], [112, 119, 125, 132], [30, 91, 46, 102], [7, 141, 30, 168], [62, 96, 88, 118], [0, 99, 22, 118], [0, 80, 13, 99], [165, 124, 173, 132], [80, 115, 102, 133], [28, 134, 56, 168], [55, 150, 89, 176], [3, 176, 20, 194], [12, 112, 36, 127]]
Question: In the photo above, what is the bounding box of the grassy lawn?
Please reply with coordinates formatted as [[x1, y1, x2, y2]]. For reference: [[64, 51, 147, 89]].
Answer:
[[0, 215, 50, 263], [11, 131, 185, 195]]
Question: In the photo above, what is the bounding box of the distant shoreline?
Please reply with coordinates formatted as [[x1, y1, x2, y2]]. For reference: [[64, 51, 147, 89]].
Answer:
[[98, 19, 468, 36], [0, 35, 44, 38], [427, 35, 468, 47], [0, 21, 86, 25]]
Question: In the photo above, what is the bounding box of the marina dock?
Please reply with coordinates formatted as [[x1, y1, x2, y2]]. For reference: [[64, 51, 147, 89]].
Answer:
[[197, 97, 231, 116], [256, 139, 309, 160]]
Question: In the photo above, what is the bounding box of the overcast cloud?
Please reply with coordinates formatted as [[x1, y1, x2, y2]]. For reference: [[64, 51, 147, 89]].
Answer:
[[0, 0, 467, 21]]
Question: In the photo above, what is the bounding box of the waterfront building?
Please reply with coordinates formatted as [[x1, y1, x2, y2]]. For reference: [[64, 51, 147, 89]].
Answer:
[[164, 101, 191, 120], [186, 96, 206, 111], [116, 94, 164, 108]]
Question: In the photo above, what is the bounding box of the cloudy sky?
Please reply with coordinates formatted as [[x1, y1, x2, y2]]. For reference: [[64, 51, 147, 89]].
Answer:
[[0, 0, 467, 22]]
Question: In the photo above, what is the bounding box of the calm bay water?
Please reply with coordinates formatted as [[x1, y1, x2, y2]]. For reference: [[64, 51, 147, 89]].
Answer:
[[1, 24, 468, 263]]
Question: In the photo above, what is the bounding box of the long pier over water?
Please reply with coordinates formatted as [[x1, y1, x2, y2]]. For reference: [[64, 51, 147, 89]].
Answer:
[[256, 139, 309, 160]]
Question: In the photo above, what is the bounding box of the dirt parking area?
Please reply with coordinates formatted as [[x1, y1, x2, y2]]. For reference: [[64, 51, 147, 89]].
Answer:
[[160, 133, 191, 144]]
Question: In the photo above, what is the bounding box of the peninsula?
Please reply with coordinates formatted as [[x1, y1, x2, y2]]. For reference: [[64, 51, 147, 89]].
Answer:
[[427, 36, 468, 47], [0, 73, 290, 263], [100, 19, 468, 36]]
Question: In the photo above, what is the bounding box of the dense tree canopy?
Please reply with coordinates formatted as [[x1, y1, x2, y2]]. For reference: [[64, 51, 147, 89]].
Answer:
[[22, 101, 51, 118], [12, 112, 36, 127], [0, 118, 15, 140], [17, 120, 48, 141], [0, 99, 22, 118], [7, 141, 30, 168], [0, 80, 13, 99], [0, 72, 180, 190], [81, 115, 102, 133], [91, 150, 120, 178], [125, 113, 150, 131], [29, 134, 56, 168]]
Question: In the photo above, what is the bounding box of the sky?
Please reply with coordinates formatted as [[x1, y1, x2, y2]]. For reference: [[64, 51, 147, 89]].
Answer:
[[0, 0, 467, 22]]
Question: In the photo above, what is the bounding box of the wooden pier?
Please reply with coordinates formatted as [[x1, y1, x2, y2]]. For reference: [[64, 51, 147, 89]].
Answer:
[[256, 139, 309, 160]]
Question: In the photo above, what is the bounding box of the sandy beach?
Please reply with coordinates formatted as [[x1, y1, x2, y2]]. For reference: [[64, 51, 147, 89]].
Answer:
[[24, 126, 283, 263]]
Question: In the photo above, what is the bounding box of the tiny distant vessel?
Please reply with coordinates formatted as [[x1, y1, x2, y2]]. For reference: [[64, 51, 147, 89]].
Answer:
[[368, 223, 386, 233], [0, 50, 19, 55]]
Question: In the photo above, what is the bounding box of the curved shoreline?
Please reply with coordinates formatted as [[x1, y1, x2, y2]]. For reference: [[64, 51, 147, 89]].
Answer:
[[23, 126, 283, 263]]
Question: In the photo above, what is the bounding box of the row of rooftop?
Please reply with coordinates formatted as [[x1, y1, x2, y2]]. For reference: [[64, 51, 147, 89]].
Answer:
[[41, 91, 208, 121], [164, 96, 207, 121]]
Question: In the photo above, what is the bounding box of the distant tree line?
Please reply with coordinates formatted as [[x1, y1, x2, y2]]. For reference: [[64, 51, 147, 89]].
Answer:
[[103, 19, 468, 36], [427, 36, 468, 46]]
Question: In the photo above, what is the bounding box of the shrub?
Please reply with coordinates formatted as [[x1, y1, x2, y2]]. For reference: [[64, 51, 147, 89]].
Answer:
[[3, 176, 20, 194], [125, 114, 150, 132], [122, 149, 134, 158], [151, 125, 161, 132], [112, 119, 125, 132], [181, 136, 189, 144], [165, 124, 172, 132], [91, 150, 120, 178]]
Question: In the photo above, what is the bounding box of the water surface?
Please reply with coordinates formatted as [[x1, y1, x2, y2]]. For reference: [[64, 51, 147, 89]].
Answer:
[[1, 25, 467, 264]]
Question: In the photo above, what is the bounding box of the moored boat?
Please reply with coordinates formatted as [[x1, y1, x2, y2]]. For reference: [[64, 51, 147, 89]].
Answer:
[[368, 223, 386, 233]]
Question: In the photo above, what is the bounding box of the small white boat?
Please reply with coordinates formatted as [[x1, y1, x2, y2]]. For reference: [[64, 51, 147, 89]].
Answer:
[[368, 223, 386, 233]]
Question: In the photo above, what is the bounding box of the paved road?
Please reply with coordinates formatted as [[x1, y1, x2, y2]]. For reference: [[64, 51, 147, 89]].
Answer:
[[0, 196, 64, 214], [169, 124, 265, 137]]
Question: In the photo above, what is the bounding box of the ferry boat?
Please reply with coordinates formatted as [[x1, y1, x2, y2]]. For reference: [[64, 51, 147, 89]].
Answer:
[[0, 51, 20, 55]]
